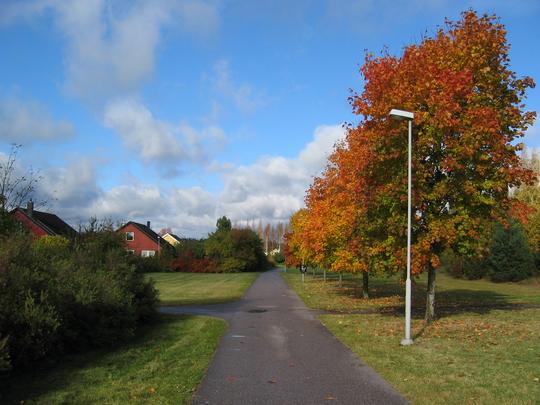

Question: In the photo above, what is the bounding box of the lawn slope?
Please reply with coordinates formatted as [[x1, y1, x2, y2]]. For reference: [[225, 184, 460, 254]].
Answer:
[[146, 272, 260, 305], [1, 315, 226, 405]]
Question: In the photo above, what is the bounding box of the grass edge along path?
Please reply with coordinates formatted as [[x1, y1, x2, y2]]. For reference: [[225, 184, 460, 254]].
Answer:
[[0, 315, 226, 405], [281, 269, 540, 404], [146, 272, 260, 306]]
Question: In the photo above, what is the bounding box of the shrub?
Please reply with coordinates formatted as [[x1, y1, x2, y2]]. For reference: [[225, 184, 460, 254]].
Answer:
[[440, 248, 487, 280], [130, 255, 170, 273], [488, 221, 536, 282], [0, 228, 158, 371], [171, 254, 217, 273], [205, 226, 269, 272], [270, 250, 285, 264]]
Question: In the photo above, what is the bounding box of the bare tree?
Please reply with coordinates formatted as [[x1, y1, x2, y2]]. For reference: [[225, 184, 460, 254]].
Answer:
[[0, 144, 43, 212], [159, 227, 173, 236]]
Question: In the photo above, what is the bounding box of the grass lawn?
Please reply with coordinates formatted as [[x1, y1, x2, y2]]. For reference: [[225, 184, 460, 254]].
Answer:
[[146, 272, 260, 306], [282, 268, 540, 313], [282, 268, 540, 404], [0, 315, 226, 405]]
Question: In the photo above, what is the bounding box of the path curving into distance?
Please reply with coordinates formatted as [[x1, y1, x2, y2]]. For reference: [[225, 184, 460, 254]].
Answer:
[[161, 269, 408, 405]]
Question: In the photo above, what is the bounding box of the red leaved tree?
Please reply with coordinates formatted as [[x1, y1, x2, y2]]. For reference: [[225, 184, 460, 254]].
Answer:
[[349, 11, 536, 322]]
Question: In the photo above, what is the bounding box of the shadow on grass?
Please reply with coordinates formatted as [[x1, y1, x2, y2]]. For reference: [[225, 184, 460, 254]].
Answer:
[[308, 274, 538, 319], [0, 314, 188, 405]]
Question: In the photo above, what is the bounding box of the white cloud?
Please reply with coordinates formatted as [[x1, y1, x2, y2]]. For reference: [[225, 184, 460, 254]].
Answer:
[[218, 124, 345, 222], [103, 98, 227, 173], [210, 60, 267, 114], [38, 158, 101, 209], [104, 99, 184, 163], [63, 182, 217, 237], [27, 124, 344, 237], [0, 96, 74, 142], [2, 0, 220, 103]]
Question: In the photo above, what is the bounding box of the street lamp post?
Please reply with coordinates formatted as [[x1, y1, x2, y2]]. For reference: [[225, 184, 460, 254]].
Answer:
[[389, 108, 414, 346]]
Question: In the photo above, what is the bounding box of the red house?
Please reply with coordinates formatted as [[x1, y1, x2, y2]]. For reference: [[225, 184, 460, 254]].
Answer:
[[11, 201, 77, 238], [117, 221, 172, 257]]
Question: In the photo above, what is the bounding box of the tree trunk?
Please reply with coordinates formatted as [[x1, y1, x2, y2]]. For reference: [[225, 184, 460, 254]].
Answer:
[[323, 269, 326, 282], [339, 273, 342, 288], [425, 266, 436, 323], [362, 272, 369, 299]]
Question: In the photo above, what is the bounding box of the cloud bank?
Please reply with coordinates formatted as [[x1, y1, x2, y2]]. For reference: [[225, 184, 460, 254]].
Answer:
[[38, 124, 345, 237]]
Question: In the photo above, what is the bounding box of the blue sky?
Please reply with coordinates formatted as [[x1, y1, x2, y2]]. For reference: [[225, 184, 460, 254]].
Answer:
[[1, 0, 539, 237]]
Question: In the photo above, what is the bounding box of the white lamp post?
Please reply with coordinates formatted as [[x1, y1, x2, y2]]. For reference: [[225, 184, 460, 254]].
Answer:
[[389, 108, 414, 346]]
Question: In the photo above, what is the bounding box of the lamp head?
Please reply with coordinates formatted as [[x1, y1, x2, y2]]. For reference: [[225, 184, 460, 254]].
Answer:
[[389, 109, 414, 121]]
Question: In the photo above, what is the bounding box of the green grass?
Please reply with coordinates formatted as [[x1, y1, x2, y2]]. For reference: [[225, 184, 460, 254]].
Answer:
[[282, 268, 540, 404], [146, 272, 260, 306], [0, 315, 226, 405], [282, 268, 540, 313]]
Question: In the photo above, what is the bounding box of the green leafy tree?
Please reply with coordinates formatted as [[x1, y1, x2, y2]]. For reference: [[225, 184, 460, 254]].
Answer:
[[205, 217, 268, 272]]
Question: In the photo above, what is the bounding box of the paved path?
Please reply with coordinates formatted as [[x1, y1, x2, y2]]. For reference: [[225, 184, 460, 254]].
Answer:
[[161, 270, 408, 405]]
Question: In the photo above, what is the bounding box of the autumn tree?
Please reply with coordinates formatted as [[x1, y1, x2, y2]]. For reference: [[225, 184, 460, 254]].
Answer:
[[514, 148, 540, 264], [299, 130, 380, 297], [347, 11, 535, 322]]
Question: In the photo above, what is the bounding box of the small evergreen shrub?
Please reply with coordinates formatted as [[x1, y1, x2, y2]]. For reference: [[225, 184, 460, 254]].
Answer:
[[488, 221, 536, 282]]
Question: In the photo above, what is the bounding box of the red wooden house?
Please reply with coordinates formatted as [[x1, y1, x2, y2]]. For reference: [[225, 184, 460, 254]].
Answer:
[[117, 221, 173, 257], [11, 201, 77, 238]]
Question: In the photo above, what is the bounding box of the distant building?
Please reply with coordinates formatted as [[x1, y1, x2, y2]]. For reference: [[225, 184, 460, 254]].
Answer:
[[117, 221, 173, 257], [11, 201, 77, 238], [161, 232, 182, 246]]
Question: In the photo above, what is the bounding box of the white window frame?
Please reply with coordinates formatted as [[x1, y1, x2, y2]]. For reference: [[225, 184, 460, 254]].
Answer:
[[141, 250, 156, 257], [126, 231, 134, 241]]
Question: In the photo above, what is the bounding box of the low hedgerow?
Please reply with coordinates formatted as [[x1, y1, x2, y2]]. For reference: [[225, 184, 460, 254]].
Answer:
[[0, 231, 158, 373]]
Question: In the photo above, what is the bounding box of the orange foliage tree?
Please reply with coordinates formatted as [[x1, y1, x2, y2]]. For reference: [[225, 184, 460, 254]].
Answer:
[[287, 11, 536, 322]]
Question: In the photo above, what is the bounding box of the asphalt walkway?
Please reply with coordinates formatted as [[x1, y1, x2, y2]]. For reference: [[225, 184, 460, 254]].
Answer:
[[161, 270, 408, 405]]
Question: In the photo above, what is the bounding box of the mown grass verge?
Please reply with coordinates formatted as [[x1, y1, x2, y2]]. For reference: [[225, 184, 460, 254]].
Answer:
[[0, 315, 226, 405], [282, 268, 540, 313], [146, 272, 260, 306], [282, 268, 540, 404]]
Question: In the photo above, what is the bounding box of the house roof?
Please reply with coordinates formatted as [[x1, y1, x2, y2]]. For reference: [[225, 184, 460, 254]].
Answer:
[[12, 207, 77, 237], [163, 232, 182, 243], [119, 221, 174, 249]]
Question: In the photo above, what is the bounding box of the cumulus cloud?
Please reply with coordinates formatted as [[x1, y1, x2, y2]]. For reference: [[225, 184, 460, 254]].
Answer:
[[73, 184, 215, 236], [218, 124, 345, 222], [37, 158, 101, 211], [104, 99, 184, 163], [2, 0, 220, 103], [28, 124, 344, 237], [103, 98, 227, 173], [0, 96, 74, 142]]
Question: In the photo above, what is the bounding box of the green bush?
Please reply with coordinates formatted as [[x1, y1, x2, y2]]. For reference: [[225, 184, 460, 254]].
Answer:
[[270, 250, 285, 264], [129, 255, 170, 273], [488, 221, 536, 282], [0, 229, 158, 371], [440, 248, 487, 280], [205, 219, 269, 272]]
